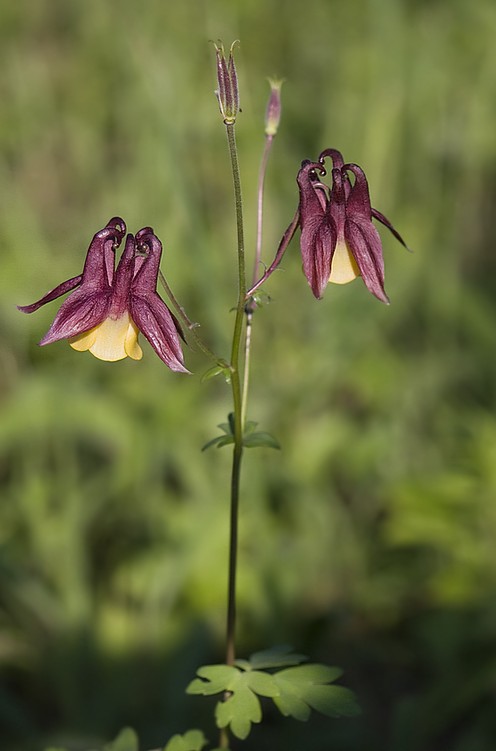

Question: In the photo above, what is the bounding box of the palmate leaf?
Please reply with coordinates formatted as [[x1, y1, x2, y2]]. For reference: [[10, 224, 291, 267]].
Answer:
[[163, 728, 208, 751], [186, 655, 359, 740], [187, 664, 278, 740]]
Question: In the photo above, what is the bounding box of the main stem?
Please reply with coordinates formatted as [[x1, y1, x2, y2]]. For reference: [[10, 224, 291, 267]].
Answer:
[[225, 121, 246, 672]]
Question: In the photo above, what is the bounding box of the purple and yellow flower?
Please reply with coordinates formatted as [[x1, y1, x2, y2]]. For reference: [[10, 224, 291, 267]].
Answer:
[[18, 218, 188, 373], [297, 148, 408, 302]]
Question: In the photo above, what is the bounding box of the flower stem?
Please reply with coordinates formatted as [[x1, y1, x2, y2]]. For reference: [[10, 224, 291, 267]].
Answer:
[[225, 121, 246, 668]]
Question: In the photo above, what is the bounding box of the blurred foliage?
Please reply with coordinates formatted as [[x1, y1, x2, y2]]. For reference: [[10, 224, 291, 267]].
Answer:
[[1, 0, 496, 749]]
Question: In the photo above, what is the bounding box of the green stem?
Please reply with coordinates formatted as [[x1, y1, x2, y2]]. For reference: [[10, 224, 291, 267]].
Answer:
[[225, 121, 246, 669]]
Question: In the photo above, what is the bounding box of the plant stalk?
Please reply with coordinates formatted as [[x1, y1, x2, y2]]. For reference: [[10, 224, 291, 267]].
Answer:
[[224, 121, 246, 670], [218, 120, 246, 751]]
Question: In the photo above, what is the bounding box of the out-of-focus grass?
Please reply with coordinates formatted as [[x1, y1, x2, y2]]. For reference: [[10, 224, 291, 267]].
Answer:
[[2, 0, 496, 749]]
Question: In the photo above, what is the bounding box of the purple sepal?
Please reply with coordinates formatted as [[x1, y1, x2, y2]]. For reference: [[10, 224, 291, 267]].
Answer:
[[371, 208, 410, 250], [18, 217, 126, 316], [39, 288, 112, 345], [130, 230, 189, 373], [344, 220, 389, 304], [130, 293, 189, 373], [297, 161, 336, 299], [18, 275, 82, 313], [342, 164, 388, 303]]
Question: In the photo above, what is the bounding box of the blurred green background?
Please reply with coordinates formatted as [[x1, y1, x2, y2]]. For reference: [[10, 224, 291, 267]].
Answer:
[[2, 0, 496, 749]]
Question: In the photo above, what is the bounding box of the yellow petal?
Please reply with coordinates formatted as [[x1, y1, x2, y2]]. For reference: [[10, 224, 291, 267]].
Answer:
[[124, 319, 143, 361], [69, 327, 97, 352], [69, 311, 142, 362], [329, 239, 360, 285]]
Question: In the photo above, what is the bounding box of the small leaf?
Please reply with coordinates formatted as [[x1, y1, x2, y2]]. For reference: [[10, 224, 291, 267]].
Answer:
[[247, 645, 308, 669], [201, 364, 231, 383], [215, 686, 262, 739], [201, 435, 235, 451], [243, 431, 280, 449], [104, 728, 139, 751], [163, 728, 208, 751]]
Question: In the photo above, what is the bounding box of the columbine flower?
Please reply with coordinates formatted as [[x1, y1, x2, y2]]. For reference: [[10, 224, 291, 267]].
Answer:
[[296, 148, 408, 302], [18, 218, 188, 373]]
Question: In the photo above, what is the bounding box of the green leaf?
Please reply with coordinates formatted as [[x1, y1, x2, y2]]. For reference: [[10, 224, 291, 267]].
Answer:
[[202, 415, 278, 451], [163, 728, 208, 751], [186, 660, 358, 741], [242, 431, 280, 449], [272, 663, 360, 722], [215, 685, 262, 739], [273, 690, 311, 721], [187, 664, 239, 694], [104, 728, 139, 751], [304, 684, 360, 718], [245, 645, 308, 670], [187, 663, 278, 740], [201, 364, 231, 384], [201, 434, 235, 451], [276, 664, 343, 685]]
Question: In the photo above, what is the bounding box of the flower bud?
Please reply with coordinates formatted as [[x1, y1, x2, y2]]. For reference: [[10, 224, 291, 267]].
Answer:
[[213, 41, 239, 124], [264, 78, 283, 136]]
